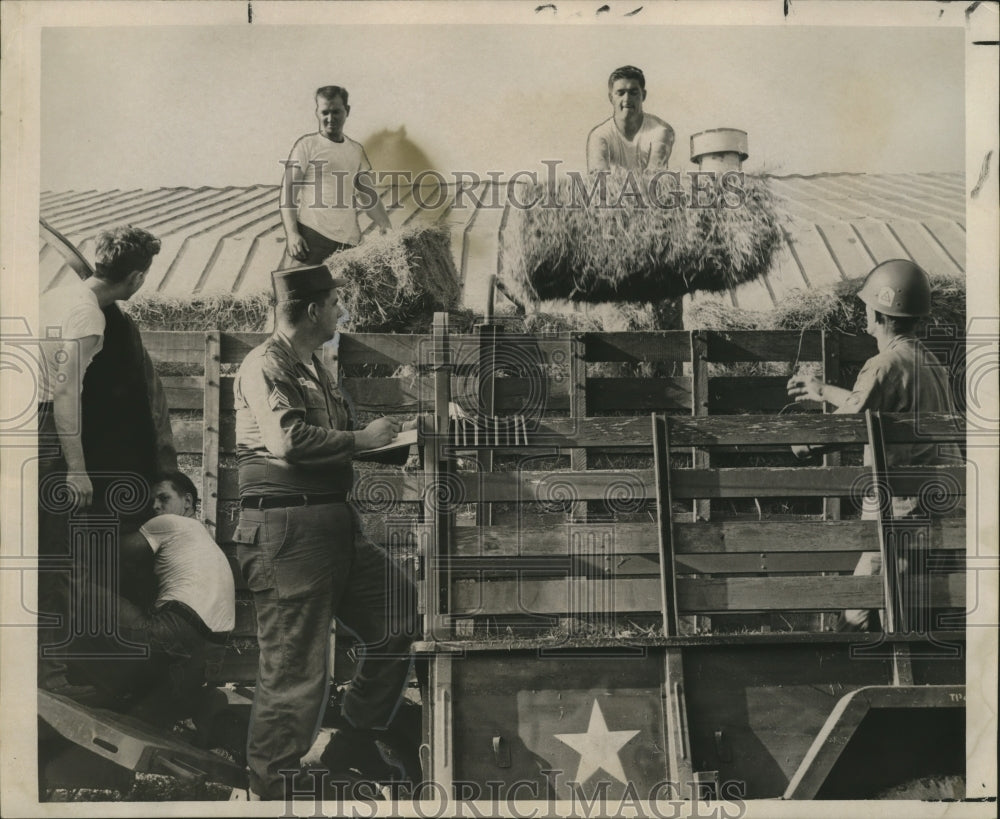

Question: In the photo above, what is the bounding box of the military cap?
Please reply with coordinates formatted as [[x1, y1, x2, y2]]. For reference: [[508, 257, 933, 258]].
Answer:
[[271, 265, 349, 301]]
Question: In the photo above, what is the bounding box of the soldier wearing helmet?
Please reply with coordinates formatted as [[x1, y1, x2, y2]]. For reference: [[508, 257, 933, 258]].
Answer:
[[786, 260, 961, 630]]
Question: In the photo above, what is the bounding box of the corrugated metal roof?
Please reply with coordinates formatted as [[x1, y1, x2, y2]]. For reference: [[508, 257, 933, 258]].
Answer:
[[40, 172, 965, 315]]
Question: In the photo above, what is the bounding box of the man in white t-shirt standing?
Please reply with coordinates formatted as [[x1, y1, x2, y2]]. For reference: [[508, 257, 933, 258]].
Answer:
[[586, 65, 675, 174], [39, 226, 161, 510], [280, 85, 392, 265], [37, 225, 163, 700]]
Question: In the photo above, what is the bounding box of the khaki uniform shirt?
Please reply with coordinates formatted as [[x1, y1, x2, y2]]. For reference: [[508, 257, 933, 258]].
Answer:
[[234, 332, 356, 495], [836, 334, 961, 519], [836, 334, 959, 467]]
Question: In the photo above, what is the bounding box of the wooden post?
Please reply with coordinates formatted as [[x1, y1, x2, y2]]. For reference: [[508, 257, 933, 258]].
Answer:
[[201, 331, 221, 538], [821, 330, 842, 521], [689, 331, 710, 633], [689, 331, 710, 521], [819, 330, 842, 631], [475, 321, 497, 527], [423, 313, 453, 641], [865, 410, 898, 635], [652, 413, 680, 638], [569, 334, 588, 522]]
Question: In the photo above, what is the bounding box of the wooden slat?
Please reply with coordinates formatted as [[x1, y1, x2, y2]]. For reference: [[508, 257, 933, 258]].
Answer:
[[178, 412, 963, 454], [452, 522, 657, 556], [213, 515, 966, 559], [583, 332, 692, 363], [673, 465, 965, 499], [676, 574, 963, 613], [465, 334, 574, 368], [337, 333, 428, 368], [215, 465, 963, 504], [341, 333, 574, 371], [172, 417, 207, 454], [437, 413, 956, 450], [446, 519, 966, 558], [706, 331, 875, 364], [219, 332, 268, 364], [490, 417, 654, 449], [450, 573, 963, 616], [681, 574, 884, 613], [880, 413, 966, 443], [144, 331, 210, 365], [675, 519, 966, 553], [672, 466, 862, 498], [676, 552, 863, 574], [184, 409, 962, 453], [443, 553, 663, 577], [452, 576, 662, 615], [449, 575, 894, 616], [587, 378, 692, 412], [710, 377, 791, 412], [664, 413, 964, 447], [163, 376, 206, 409], [171, 374, 963, 446]]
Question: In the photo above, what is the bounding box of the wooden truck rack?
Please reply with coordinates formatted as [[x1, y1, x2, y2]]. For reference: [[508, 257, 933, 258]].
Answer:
[[413, 315, 967, 801], [37, 310, 968, 800]]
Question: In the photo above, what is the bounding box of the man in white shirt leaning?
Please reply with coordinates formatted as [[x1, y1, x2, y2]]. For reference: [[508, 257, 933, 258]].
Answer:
[[70, 471, 236, 727], [586, 65, 675, 174]]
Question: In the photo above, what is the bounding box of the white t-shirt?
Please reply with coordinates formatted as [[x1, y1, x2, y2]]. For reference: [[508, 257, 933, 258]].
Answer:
[[140, 513, 236, 633], [38, 277, 105, 402], [586, 113, 675, 173], [287, 131, 372, 246]]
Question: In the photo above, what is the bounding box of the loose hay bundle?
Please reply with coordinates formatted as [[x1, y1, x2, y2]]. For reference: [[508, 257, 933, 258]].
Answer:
[[687, 273, 966, 334], [325, 224, 460, 332], [124, 291, 273, 332], [519, 299, 681, 334], [500, 170, 782, 304]]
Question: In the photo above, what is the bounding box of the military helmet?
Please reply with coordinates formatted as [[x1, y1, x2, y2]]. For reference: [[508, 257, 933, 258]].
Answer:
[[857, 259, 931, 317]]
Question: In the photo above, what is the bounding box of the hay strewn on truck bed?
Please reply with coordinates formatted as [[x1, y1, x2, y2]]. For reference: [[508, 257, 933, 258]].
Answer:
[[326, 224, 460, 332], [500, 170, 782, 304]]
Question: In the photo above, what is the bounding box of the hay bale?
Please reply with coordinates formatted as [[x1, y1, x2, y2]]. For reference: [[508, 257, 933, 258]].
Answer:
[[325, 224, 460, 332], [687, 274, 966, 382], [500, 170, 782, 304], [687, 273, 966, 334]]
